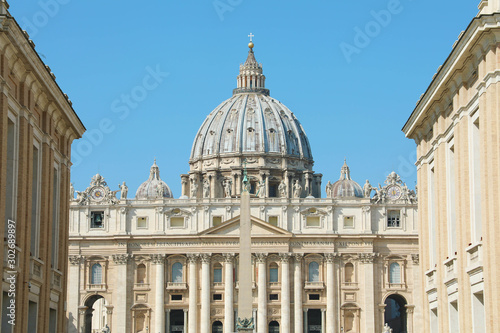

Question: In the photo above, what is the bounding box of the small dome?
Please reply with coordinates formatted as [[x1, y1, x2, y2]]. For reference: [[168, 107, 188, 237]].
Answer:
[[136, 160, 173, 199], [331, 160, 363, 198]]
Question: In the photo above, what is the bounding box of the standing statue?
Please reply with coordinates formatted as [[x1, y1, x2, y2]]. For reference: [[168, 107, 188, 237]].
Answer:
[[293, 180, 302, 198], [257, 180, 266, 198], [278, 180, 287, 198], [70, 183, 75, 200], [190, 180, 198, 198], [382, 323, 393, 333], [325, 181, 333, 198], [363, 180, 373, 198], [203, 179, 210, 198], [223, 178, 232, 198], [118, 182, 128, 200], [156, 183, 163, 198]]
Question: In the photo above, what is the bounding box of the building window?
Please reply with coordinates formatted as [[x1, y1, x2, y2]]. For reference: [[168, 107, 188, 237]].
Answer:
[[308, 261, 319, 282], [389, 262, 401, 284], [31, 144, 41, 257], [343, 216, 354, 228], [137, 217, 147, 229], [137, 264, 146, 284], [345, 263, 354, 283], [91, 211, 104, 229], [269, 294, 279, 301], [51, 167, 59, 268], [91, 263, 102, 284], [471, 116, 482, 243], [269, 263, 279, 283], [306, 216, 320, 227], [171, 294, 182, 301], [170, 217, 185, 228], [213, 293, 223, 301], [387, 210, 400, 228], [309, 294, 320, 301], [213, 263, 222, 283], [268, 216, 278, 227], [172, 262, 183, 283], [212, 216, 222, 227]]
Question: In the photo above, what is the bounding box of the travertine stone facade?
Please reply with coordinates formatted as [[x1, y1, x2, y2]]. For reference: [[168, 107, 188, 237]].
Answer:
[[68, 168, 420, 333], [0, 1, 85, 332], [403, 1, 500, 331]]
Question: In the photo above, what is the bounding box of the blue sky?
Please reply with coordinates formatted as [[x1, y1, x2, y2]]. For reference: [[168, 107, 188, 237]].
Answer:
[[11, 1, 478, 197]]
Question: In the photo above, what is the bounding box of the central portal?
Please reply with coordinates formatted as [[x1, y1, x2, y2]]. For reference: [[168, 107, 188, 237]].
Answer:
[[307, 309, 322, 333]]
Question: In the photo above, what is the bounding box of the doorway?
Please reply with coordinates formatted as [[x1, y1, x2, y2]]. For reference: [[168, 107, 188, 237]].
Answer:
[[307, 309, 322, 333], [384, 294, 407, 333], [169, 309, 184, 333]]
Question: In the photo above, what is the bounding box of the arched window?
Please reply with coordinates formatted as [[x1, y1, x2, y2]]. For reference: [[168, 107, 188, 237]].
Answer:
[[269, 320, 280, 333], [91, 263, 102, 284], [213, 263, 222, 283], [212, 320, 223, 333], [308, 261, 319, 282], [389, 262, 401, 284], [345, 263, 354, 283], [172, 262, 183, 283], [137, 264, 146, 284], [269, 263, 279, 283]]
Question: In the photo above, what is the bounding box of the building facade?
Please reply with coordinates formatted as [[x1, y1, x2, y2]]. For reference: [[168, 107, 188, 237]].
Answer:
[[68, 43, 420, 333], [403, 1, 500, 331], [0, 1, 86, 332]]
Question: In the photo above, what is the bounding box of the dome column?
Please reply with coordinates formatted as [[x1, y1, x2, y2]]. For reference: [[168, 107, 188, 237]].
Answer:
[[181, 174, 189, 198]]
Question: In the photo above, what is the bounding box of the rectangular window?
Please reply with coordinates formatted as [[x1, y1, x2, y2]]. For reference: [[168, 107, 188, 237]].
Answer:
[[472, 292, 485, 331], [387, 211, 401, 228], [471, 117, 482, 242], [213, 293, 222, 301], [48, 308, 57, 333], [449, 301, 459, 333], [171, 294, 183, 301], [269, 294, 279, 301], [137, 217, 148, 229], [430, 165, 437, 266], [447, 141, 457, 255], [51, 167, 59, 269], [170, 217, 185, 228], [343, 216, 354, 228], [308, 294, 320, 301], [269, 184, 278, 198], [28, 301, 38, 333], [430, 308, 439, 333], [213, 268, 222, 283], [31, 145, 40, 256], [91, 211, 105, 229], [5, 118, 17, 235], [269, 267, 278, 282], [268, 216, 278, 227], [306, 216, 320, 227], [212, 216, 222, 227]]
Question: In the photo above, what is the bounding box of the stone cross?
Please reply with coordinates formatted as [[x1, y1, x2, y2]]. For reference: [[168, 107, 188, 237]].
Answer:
[[248, 33, 254, 42]]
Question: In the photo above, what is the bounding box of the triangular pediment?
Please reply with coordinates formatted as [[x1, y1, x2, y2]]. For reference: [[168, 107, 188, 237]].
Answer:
[[199, 215, 292, 237]]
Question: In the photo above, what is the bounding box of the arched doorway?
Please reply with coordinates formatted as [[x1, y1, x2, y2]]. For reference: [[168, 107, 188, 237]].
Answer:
[[269, 320, 280, 333], [384, 294, 407, 333], [83, 295, 108, 333], [212, 320, 223, 333]]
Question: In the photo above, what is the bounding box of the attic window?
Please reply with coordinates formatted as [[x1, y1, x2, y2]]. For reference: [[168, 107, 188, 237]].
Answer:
[[213, 216, 222, 227], [170, 217, 185, 228]]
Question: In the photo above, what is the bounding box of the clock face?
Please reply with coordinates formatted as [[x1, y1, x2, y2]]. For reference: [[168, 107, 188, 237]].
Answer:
[[387, 185, 402, 200], [90, 187, 105, 201]]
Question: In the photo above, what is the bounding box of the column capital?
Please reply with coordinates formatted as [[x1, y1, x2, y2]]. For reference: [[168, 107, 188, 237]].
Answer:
[[279, 253, 291, 263], [254, 252, 268, 263], [199, 253, 212, 263], [151, 254, 166, 264], [112, 254, 131, 265], [69, 255, 82, 265], [358, 252, 377, 263], [222, 253, 236, 263], [405, 305, 415, 314], [378, 304, 386, 313], [324, 252, 339, 263], [292, 253, 304, 262], [187, 253, 199, 264], [411, 253, 419, 265]]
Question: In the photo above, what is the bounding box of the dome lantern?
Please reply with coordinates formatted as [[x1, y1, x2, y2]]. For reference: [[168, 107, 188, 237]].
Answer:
[[233, 34, 270, 96], [136, 159, 173, 200]]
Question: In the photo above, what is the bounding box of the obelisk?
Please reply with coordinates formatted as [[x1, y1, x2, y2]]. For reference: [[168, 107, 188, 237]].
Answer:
[[236, 163, 254, 331]]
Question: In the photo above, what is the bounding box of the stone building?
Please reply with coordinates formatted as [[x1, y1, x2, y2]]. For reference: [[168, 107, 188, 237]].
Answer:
[[68, 42, 420, 333], [0, 1, 86, 332], [403, 1, 500, 331]]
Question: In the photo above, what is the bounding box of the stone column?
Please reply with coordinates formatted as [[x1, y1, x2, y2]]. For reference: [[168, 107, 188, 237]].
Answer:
[[280, 253, 291, 333], [224, 253, 235, 333], [360, 253, 376, 332], [200, 253, 212, 332], [303, 309, 308, 332], [321, 309, 326, 333], [183, 309, 188, 332], [166, 309, 171, 333], [112, 254, 130, 332], [405, 305, 415, 333], [152, 254, 166, 333], [187, 254, 199, 333], [293, 254, 303, 333], [325, 253, 336, 332], [67, 256, 82, 333], [256, 253, 268, 333], [181, 174, 189, 198]]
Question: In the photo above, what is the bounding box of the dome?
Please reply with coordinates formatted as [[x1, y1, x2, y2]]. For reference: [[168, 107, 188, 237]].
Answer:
[[136, 160, 173, 199], [328, 160, 363, 198]]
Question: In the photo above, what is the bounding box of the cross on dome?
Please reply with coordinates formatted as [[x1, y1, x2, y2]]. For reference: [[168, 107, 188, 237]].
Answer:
[[248, 33, 254, 42]]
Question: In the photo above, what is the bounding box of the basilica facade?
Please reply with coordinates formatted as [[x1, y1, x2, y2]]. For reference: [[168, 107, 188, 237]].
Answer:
[[67, 43, 421, 333]]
